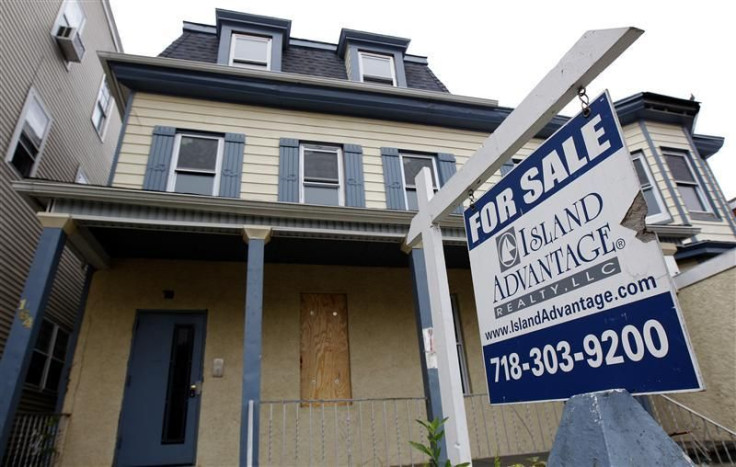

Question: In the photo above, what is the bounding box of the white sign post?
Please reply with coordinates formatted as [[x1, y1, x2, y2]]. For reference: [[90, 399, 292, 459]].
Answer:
[[406, 28, 643, 465]]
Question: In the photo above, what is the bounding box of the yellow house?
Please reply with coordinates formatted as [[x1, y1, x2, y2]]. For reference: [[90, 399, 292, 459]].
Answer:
[[2, 8, 735, 466]]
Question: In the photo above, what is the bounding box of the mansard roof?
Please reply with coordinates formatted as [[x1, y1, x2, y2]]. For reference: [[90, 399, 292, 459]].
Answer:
[[158, 22, 449, 93]]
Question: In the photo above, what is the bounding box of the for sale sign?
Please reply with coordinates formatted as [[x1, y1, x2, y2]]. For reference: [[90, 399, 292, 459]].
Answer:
[[465, 91, 702, 404]]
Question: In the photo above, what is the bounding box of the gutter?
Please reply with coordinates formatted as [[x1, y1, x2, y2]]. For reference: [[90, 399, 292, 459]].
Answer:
[[98, 51, 499, 110]]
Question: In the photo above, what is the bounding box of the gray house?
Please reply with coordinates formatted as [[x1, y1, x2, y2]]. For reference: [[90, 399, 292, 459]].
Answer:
[[0, 0, 122, 457]]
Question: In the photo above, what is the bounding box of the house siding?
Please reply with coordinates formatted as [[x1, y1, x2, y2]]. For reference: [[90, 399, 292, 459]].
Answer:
[[112, 93, 545, 208], [0, 0, 122, 410], [643, 121, 735, 242]]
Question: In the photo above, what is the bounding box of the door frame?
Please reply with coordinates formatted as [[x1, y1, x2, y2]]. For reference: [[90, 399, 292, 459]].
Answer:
[[114, 309, 208, 467]]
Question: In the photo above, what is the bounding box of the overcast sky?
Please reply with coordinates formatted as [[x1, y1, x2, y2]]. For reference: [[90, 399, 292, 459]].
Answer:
[[109, 0, 736, 200]]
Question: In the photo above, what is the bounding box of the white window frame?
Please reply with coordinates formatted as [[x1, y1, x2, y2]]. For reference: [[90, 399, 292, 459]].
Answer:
[[663, 149, 712, 214], [26, 320, 69, 392], [631, 151, 669, 223], [75, 166, 89, 184], [358, 51, 397, 86], [4, 88, 53, 178], [229, 33, 272, 70], [91, 75, 113, 139], [166, 133, 224, 196], [299, 143, 345, 206], [399, 152, 439, 211], [51, 0, 86, 67]]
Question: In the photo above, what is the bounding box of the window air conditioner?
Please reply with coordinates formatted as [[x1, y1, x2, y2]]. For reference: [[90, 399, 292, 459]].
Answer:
[[55, 26, 85, 62]]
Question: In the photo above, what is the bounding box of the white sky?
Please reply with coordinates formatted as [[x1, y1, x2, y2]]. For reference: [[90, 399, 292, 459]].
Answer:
[[109, 0, 736, 201]]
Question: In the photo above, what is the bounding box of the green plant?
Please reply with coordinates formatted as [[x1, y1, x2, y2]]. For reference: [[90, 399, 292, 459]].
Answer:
[[409, 417, 470, 467]]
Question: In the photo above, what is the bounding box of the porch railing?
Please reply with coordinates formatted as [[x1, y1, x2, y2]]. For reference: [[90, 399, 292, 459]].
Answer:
[[464, 393, 563, 462], [650, 395, 736, 465], [2, 413, 68, 467], [260, 397, 428, 466]]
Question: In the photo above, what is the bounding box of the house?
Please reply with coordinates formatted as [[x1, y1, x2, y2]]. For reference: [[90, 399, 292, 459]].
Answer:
[[1, 8, 735, 466], [0, 0, 122, 462]]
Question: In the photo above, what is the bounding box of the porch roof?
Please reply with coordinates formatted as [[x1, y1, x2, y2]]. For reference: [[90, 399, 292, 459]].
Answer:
[[14, 179, 470, 269]]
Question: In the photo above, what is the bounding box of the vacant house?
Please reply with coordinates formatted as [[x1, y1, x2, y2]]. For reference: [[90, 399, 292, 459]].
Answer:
[[1, 8, 734, 466]]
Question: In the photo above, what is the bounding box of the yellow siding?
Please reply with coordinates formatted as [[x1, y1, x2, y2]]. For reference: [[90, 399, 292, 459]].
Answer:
[[58, 259, 481, 466], [113, 93, 542, 209]]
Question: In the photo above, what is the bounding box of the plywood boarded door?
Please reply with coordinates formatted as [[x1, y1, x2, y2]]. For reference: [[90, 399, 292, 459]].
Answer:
[[300, 293, 351, 403]]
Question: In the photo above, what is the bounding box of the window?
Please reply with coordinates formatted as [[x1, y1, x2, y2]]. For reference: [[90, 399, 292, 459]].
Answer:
[[229, 33, 271, 70], [300, 143, 344, 206], [52, 0, 86, 62], [75, 167, 89, 184], [451, 295, 471, 395], [92, 76, 113, 137], [663, 150, 711, 213], [167, 134, 223, 196], [25, 320, 69, 392], [400, 153, 439, 210], [631, 151, 668, 223], [358, 51, 396, 86], [5, 89, 52, 178]]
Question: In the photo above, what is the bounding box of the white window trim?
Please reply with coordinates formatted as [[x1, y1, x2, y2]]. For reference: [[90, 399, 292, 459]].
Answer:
[[51, 0, 86, 68], [299, 143, 345, 206], [75, 166, 89, 184], [166, 133, 224, 196], [27, 320, 68, 392], [229, 33, 272, 70], [4, 87, 53, 178], [631, 151, 669, 223], [91, 75, 114, 140], [358, 51, 397, 86], [399, 152, 439, 210], [664, 150, 712, 214]]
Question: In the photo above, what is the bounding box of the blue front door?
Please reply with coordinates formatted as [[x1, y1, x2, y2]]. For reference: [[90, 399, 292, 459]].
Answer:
[[116, 311, 207, 466]]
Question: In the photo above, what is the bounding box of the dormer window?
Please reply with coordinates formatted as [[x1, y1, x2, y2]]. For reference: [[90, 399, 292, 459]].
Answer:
[[229, 33, 271, 70], [358, 51, 396, 86]]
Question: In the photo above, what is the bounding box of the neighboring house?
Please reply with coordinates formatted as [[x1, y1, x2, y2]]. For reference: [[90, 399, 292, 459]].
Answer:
[[0, 0, 122, 461], [1, 8, 735, 466]]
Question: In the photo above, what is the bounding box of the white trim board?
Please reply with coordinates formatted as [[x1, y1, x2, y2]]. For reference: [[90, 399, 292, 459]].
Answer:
[[674, 248, 736, 290]]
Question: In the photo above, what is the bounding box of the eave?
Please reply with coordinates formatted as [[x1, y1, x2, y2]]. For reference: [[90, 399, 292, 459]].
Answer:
[[692, 134, 725, 159], [99, 52, 574, 138], [614, 92, 700, 131]]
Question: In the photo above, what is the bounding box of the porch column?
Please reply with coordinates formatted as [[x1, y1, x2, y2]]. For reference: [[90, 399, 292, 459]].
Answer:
[[0, 214, 73, 458], [407, 246, 447, 456], [240, 227, 271, 467]]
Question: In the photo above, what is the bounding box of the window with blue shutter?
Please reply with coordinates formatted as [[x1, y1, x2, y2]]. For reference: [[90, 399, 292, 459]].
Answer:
[[278, 139, 365, 207], [381, 149, 459, 211], [143, 126, 245, 197]]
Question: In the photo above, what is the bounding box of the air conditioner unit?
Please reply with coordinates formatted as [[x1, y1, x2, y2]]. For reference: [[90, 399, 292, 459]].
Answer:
[[55, 26, 85, 62]]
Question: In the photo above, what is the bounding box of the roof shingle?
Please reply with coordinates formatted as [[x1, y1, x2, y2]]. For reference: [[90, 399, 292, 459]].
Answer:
[[158, 30, 448, 93]]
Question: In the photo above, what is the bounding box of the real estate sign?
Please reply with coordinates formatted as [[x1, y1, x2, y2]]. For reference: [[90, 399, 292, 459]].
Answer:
[[465, 92, 703, 404]]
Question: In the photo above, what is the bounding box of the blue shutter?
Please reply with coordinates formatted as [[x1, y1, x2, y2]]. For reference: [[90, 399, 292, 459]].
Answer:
[[381, 147, 406, 210], [142, 126, 176, 191], [219, 133, 246, 198], [343, 144, 365, 208], [437, 153, 463, 214], [278, 138, 300, 202], [500, 161, 514, 176]]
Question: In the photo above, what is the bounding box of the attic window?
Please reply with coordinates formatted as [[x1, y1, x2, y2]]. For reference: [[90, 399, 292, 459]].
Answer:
[[358, 51, 396, 86], [229, 33, 271, 70]]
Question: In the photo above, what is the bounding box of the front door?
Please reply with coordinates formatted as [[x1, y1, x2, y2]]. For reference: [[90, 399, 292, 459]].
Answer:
[[116, 311, 207, 466]]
